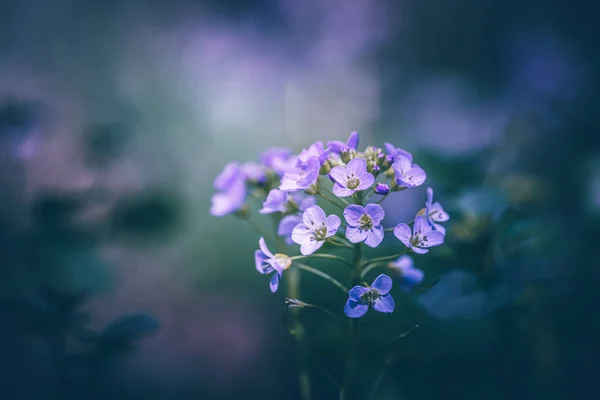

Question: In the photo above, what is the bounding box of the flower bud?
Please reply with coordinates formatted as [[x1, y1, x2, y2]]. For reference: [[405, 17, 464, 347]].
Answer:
[[319, 160, 332, 175], [374, 183, 390, 195], [305, 182, 320, 195], [284, 298, 309, 308]]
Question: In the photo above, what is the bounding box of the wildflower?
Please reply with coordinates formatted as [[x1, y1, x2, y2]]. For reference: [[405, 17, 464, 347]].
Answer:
[[344, 274, 395, 318], [261, 148, 296, 177], [384, 143, 413, 163], [277, 194, 317, 244], [291, 205, 341, 255], [210, 162, 247, 216], [392, 155, 426, 188], [260, 189, 289, 214], [255, 237, 292, 293], [329, 158, 375, 197], [327, 131, 359, 154], [374, 183, 390, 195], [393, 216, 445, 254], [389, 255, 424, 292], [297, 141, 329, 164], [343, 204, 385, 248], [420, 187, 450, 234], [240, 162, 267, 184], [279, 157, 321, 192]]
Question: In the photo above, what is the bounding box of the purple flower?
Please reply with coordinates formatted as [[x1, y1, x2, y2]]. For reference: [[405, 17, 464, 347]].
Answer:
[[210, 162, 247, 216], [260, 189, 289, 214], [241, 162, 267, 184], [261, 148, 297, 177], [327, 131, 360, 154], [423, 187, 450, 235], [343, 204, 385, 248], [279, 157, 320, 192], [374, 183, 390, 195], [329, 158, 375, 197], [392, 155, 426, 188], [344, 274, 395, 318], [291, 205, 341, 255], [277, 194, 317, 244], [389, 255, 424, 292], [384, 143, 413, 163], [297, 141, 329, 164], [255, 237, 292, 293], [214, 162, 242, 191], [393, 216, 445, 254]]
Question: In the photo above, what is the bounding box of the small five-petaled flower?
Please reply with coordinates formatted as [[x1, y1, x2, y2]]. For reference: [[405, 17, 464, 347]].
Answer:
[[393, 215, 445, 254], [344, 274, 396, 318], [291, 205, 341, 255]]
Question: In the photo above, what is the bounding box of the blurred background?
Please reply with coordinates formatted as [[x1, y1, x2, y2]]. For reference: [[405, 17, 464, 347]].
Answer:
[[0, 0, 598, 399]]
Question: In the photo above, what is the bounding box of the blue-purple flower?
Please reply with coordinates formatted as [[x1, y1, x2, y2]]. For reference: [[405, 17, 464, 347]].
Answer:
[[422, 187, 450, 235], [384, 143, 413, 163], [343, 204, 385, 248], [260, 148, 296, 177], [297, 141, 329, 164], [327, 131, 360, 154], [260, 189, 289, 214], [279, 157, 321, 192], [329, 158, 375, 197], [392, 155, 426, 188], [210, 162, 247, 216], [291, 205, 341, 255], [374, 183, 390, 195], [344, 274, 395, 318], [240, 162, 267, 184], [389, 255, 424, 292], [255, 237, 292, 293], [277, 194, 317, 244], [393, 216, 445, 254]]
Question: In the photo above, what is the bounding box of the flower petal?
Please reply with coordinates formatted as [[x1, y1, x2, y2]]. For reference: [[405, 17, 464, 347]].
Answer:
[[346, 158, 367, 176], [390, 255, 413, 270], [209, 179, 247, 217], [300, 239, 323, 255], [357, 172, 375, 189], [392, 155, 411, 173], [434, 223, 446, 235], [411, 246, 429, 254], [214, 162, 241, 191], [269, 273, 280, 293], [399, 267, 424, 293], [291, 224, 312, 245], [406, 165, 427, 187], [259, 237, 274, 258], [302, 205, 326, 227], [325, 215, 341, 236], [348, 285, 370, 301], [431, 202, 450, 222], [373, 293, 395, 313], [328, 166, 348, 184], [278, 215, 301, 237], [344, 299, 369, 318], [254, 250, 267, 274], [364, 204, 385, 225], [413, 216, 430, 235], [332, 183, 355, 197], [393, 223, 412, 247], [364, 225, 384, 248], [371, 274, 393, 295], [424, 231, 445, 248], [347, 131, 359, 150], [346, 226, 368, 243], [327, 140, 347, 154], [343, 205, 365, 226]]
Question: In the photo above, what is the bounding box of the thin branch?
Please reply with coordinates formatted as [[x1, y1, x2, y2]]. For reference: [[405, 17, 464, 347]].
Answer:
[[294, 263, 348, 293]]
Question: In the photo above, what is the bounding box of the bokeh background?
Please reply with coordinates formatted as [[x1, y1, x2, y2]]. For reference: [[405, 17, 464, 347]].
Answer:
[[0, 0, 598, 399]]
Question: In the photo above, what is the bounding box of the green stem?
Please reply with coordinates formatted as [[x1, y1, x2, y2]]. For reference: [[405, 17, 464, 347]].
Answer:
[[327, 237, 356, 251], [360, 249, 408, 268], [339, 244, 363, 400], [360, 262, 388, 279], [291, 253, 354, 268], [320, 183, 350, 206], [317, 192, 346, 210], [273, 217, 312, 400], [295, 263, 348, 294]]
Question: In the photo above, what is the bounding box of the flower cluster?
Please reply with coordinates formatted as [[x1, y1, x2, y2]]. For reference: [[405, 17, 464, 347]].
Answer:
[[211, 131, 449, 318]]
